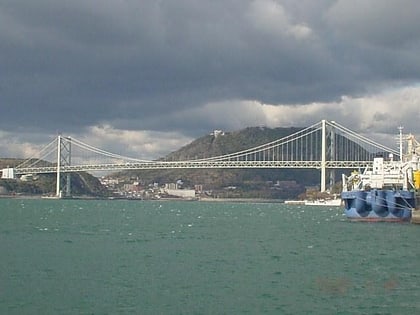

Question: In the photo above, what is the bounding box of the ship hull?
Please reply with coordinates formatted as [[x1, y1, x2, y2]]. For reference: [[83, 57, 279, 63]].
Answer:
[[341, 189, 414, 222]]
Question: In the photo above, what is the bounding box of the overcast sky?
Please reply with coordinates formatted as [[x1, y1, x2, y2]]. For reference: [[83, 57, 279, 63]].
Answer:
[[1, 0, 420, 160]]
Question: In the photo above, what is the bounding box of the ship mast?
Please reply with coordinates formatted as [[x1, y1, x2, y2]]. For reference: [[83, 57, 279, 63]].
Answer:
[[398, 126, 404, 161]]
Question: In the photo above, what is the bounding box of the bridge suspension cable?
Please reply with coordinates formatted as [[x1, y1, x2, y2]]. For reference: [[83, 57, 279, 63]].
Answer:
[[16, 138, 58, 169], [329, 121, 399, 157], [69, 137, 151, 163], [189, 121, 321, 162], [7, 119, 403, 196]]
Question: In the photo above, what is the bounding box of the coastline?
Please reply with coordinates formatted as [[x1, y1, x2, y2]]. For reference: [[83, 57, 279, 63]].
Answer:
[[0, 194, 285, 203], [198, 197, 284, 203]]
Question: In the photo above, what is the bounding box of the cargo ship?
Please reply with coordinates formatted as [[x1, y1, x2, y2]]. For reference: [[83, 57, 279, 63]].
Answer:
[[341, 132, 420, 221]]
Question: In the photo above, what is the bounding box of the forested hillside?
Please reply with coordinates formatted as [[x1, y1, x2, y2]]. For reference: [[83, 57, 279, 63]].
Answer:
[[112, 126, 326, 199]]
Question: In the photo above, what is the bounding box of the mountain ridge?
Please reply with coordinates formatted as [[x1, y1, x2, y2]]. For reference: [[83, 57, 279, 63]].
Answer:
[[113, 126, 322, 199]]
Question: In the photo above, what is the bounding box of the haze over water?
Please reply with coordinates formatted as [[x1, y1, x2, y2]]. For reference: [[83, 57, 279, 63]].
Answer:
[[0, 198, 419, 314]]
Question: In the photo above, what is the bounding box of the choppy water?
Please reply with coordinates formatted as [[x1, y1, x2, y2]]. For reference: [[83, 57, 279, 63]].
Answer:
[[0, 198, 419, 314]]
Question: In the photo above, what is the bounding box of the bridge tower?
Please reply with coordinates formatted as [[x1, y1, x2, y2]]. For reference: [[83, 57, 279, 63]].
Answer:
[[320, 120, 336, 192], [328, 121, 336, 191], [56, 136, 72, 198]]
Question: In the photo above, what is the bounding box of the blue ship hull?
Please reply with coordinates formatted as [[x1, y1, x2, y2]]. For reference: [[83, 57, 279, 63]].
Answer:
[[341, 190, 414, 221]]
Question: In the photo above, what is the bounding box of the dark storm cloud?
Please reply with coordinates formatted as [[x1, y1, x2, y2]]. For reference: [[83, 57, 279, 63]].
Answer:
[[325, 0, 420, 82], [1, 0, 420, 155]]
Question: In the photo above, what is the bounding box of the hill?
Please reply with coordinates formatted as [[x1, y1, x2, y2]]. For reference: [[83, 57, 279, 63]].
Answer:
[[111, 126, 326, 199], [0, 158, 108, 197]]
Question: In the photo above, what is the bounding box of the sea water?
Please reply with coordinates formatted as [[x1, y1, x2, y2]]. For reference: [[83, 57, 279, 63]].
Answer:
[[0, 198, 419, 314]]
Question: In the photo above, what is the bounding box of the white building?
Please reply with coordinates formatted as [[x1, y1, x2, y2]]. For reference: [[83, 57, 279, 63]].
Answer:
[[1, 168, 15, 179]]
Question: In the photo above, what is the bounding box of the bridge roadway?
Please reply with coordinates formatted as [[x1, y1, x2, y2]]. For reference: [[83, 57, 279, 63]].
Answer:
[[14, 160, 373, 174]]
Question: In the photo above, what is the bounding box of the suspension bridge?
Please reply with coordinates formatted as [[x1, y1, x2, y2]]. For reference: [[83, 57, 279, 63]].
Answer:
[[2, 120, 402, 197]]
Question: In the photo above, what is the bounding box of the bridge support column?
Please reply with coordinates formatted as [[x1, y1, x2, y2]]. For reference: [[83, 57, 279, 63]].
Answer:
[[56, 136, 61, 197], [56, 136, 72, 198], [329, 122, 336, 190], [321, 120, 326, 192]]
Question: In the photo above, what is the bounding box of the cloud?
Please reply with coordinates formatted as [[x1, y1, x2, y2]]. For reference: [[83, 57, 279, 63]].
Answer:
[[325, 0, 420, 80], [0, 1, 419, 161], [246, 0, 312, 39], [1, 85, 419, 160], [79, 125, 193, 160], [326, 0, 420, 47], [0, 130, 47, 159]]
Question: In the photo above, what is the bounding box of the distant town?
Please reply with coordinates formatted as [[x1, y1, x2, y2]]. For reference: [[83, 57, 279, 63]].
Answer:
[[99, 176, 319, 201]]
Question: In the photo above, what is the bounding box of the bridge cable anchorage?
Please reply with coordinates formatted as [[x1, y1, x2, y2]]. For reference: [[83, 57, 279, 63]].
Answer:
[[11, 120, 400, 193]]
